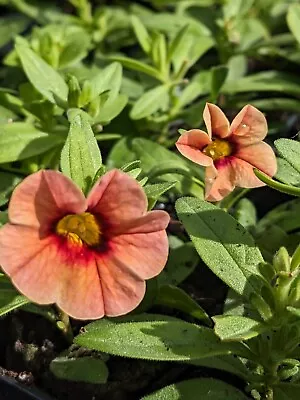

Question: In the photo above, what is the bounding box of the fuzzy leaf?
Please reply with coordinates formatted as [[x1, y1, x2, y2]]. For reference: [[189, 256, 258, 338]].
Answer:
[[75, 319, 231, 361], [50, 356, 108, 384], [155, 285, 211, 324], [142, 378, 249, 400], [175, 198, 264, 298], [213, 315, 266, 341], [61, 110, 102, 194]]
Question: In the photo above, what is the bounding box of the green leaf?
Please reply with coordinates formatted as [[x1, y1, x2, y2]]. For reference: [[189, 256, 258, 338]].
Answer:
[[151, 32, 168, 77], [234, 198, 257, 230], [0, 172, 22, 207], [0, 275, 30, 317], [0, 123, 64, 163], [276, 158, 300, 186], [108, 56, 163, 81], [167, 24, 189, 64], [171, 35, 214, 75], [59, 27, 91, 69], [61, 110, 102, 194], [155, 285, 211, 324], [132, 138, 204, 197], [210, 65, 228, 101], [130, 85, 169, 120], [142, 378, 249, 400], [275, 139, 300, 175], [131, 15, 151, 54], [191, 355, 250, 381], [254, 169, 300, 197], [0, 16, 29, 48], [213, 315, 265, 341], [287, 4, 300, 45], [158, 237, 198, 287], [95, 94, 128, 124], [223, 71, 300, 97], [245, 98, 300, 113], [175, 198, 264, 298], [144, 181, 177, 210], [89, 63, 123, 102], [75, 319, 231, 361], [15, 39, 68, 105], [50, 356, 108, 384]]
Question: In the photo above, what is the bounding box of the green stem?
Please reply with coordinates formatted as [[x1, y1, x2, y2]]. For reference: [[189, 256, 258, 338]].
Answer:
[[56, 307, 74, 343], [254, 169, 300, 197], [220, 188, 250, 211]]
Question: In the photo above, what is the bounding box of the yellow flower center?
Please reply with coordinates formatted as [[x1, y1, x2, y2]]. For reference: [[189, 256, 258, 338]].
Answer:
[[56, 212, 101, 247], [203, 138, 233, 161]]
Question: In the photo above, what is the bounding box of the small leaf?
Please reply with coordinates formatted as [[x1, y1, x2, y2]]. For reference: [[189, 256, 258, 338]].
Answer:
[[175, 197, 264, 298], [210, 65, 228, 101], [167, 24, 189, 63], [95, 94, 128, 124], [50, 356, 108, 384], [131, 15, 151, 54], [61, 110, 102, 194], [144, 181, 177, 210], [275, 139, 300, 175], [213, 315, 266, 341], [142, 378, 249, 400], [15, 39, 68, 105], [155, 285, 211, 324], [130, 85, 169, 120], [234, 198, 257, 229], [75, 319, 231, 361], [109, 56, 163, 81], [89, 63, 123, 101]]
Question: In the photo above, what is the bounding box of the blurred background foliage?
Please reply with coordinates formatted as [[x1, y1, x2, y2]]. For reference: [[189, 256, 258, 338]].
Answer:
[[0, 0, 300, 204]]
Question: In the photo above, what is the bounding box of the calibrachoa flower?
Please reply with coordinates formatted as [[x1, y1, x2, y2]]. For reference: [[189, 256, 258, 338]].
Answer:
[[0, 170, 170, 320], [176, 103, 277, 202]]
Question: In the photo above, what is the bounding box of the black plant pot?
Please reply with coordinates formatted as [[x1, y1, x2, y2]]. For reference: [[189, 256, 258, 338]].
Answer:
[[0, 376, 55, 400]]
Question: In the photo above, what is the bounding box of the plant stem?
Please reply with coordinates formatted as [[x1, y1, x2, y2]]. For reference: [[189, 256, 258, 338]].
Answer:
[[56, 307, 74, 343]]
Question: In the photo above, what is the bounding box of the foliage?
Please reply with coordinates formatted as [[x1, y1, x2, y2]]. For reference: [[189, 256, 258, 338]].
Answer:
[[0, 0, 300, 399]]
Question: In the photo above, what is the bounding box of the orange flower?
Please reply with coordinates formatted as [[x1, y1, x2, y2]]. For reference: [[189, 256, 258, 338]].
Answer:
[[0, 170, 170, 320], [176, 103, 277, 201]]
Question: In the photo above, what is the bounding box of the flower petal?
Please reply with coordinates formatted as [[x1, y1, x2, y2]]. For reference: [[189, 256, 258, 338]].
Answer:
[[110, 229, 169, 280], [0, 224, 58, 303], [96, 253, 146, 317], [205, 162, 235, 202], [229, 105, 267, 145], [176, 129, 213, 166], [57, 254, 104, 320], [235, 142, 277, 177], [230, 157, 265, 188], [203, 103, 230, 138], [87, 170, 148, 229], [112, 210, 170, 236], [8, 170, 86, 231], [0, 225, 104, 319], [95, 223, 169, 316]]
